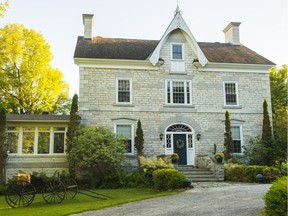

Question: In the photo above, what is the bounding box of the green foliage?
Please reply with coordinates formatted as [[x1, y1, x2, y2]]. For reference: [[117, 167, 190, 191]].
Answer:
[[70, 126, 126, 186], [66, 94, 80, 177], [153, 168, 186, 191], [262, 99, 272, 141], [134, 119, 144, 157], [264, 176, 288, 216], [0, 103, 7, 185], [270, 65, 288, 163], [0, 0, 8, 18], [224, 164, 281, 183], [0, 24, 69, 114], [224, 110, 233, 160], [244, 136, 270, 165], [139, 156, 174, 186]]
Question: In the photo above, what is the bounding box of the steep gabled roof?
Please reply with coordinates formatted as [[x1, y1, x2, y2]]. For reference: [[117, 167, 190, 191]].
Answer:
[[148, 7, 208, 66], [74, 37, 275, 65]]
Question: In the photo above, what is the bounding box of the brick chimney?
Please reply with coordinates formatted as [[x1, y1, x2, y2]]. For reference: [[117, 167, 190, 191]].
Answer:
[[223, 22, 241, 45], [82, 14, 94, 40]]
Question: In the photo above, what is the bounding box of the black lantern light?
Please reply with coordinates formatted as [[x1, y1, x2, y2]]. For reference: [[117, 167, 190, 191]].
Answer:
[[159, 133, 164, 141], [196, 133, 201, 141]]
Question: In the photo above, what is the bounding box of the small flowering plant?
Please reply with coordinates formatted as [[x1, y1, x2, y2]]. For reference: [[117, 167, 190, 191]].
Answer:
[[215, 152, 224, 162]]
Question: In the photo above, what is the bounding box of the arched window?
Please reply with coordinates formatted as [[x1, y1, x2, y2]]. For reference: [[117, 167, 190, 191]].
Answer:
[[166, 124, 192, 132]]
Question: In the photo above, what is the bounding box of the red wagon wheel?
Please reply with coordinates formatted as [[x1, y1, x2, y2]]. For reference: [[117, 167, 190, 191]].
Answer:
[[42, 180, 66, 204], [5, 180, 36, 208]]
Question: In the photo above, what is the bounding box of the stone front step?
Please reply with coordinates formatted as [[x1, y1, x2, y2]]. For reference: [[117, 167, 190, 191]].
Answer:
[[175, 165, 220, 182]]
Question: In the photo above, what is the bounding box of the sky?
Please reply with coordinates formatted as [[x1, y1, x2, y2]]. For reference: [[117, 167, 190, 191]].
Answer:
[[0, 0, 287, 97]]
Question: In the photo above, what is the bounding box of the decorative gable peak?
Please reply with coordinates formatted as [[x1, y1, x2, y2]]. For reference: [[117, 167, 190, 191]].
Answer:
[[149, 7, 208, 66]]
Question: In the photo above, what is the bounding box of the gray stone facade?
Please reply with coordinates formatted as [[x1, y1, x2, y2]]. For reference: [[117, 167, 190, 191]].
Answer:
[[78, 29, 272, 168]]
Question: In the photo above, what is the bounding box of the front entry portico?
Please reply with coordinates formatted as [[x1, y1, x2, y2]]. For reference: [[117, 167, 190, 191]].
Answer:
[[164, 124, 195, 165]]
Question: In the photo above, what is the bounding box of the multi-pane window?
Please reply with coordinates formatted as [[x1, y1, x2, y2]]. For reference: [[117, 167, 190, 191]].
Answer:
[[172, 44, 183, 60], [116, 124, 133, 154], [166, 80, 191, 105], [166, 134, 171, 148], [117, 79, 131, 103], [53, 127, 65, 153], [7, 127, 20, 154], [22, 127, 35, 154], [188, 134, 193, 148], [38, 127, 50, 154], [6, 126, 66, 155], [231, 126, 242, 153], [224, 82, 238, 105]]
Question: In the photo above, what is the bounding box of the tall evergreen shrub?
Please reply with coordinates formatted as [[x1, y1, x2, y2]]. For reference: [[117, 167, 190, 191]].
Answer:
[[66, 94, 80, 177], [224, 110, 233, 160]]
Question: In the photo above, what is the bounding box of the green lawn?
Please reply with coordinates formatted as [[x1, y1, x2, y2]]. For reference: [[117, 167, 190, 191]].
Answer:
[[0, 188, 180, 216]]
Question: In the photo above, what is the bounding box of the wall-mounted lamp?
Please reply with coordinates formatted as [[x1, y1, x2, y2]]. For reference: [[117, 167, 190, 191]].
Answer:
[[159, 132, 164, 141], [196, 133, 201, 141]]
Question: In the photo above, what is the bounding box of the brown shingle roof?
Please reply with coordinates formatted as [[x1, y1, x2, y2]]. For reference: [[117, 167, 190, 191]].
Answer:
[[74, 36, 158, 60], [198, 42, 275, 65], [74, 36, 275, 65]]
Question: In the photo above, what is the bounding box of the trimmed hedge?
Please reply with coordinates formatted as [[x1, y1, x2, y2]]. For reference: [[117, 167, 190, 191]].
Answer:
[[225, 164, 281, 183], [153, 168, 186, 191], [264, 176, 287, 216]]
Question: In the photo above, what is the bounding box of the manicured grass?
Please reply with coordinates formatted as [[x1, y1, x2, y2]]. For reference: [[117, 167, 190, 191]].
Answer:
[[0, 188, 180, 216]]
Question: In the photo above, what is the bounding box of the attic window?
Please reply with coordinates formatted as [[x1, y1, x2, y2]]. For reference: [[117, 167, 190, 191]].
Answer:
[[172, 44, 183, 60]]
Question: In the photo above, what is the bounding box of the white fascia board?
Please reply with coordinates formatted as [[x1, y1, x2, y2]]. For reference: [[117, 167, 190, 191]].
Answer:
[[149, 12, 208, 67], [198, 62, 273, 73], [74, 58, 158, 70]]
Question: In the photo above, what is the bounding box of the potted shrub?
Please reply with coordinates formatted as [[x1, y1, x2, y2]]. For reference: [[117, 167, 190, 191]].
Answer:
[[215, 152, 224, 163], [171, 153, 179, 164]]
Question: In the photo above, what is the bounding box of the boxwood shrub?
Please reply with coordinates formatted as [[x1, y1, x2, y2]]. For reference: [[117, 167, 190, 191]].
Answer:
[[264, 176, 287, 216], [153, 168, 186, 191], [225, 164, 281, 183]]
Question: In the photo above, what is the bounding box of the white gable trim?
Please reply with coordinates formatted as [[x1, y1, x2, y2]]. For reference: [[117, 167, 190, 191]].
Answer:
[[198, 62, 273, 73], [149, 10, 208, 67]]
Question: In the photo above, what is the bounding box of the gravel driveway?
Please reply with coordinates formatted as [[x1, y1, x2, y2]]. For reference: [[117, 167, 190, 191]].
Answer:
[[72, 182, 271, 216]]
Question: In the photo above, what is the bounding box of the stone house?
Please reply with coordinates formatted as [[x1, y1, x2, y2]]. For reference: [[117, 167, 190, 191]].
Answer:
[[73, 7, 274, 169], [5, 114, 69, 179]]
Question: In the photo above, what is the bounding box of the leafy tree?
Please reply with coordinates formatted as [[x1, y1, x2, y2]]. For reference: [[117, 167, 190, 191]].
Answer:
[[66, 94, 80, 177], [70, 126, 126, 186], [270, 65, 287, 163], [0, 24, 69, 114], [0, 0, 8, 18], [224, 110, 233, 160], [0, 102, 7, 185], [135, 119, 144, 156]]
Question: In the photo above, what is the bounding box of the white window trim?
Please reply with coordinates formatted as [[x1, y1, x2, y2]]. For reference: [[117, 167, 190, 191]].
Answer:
[[171, 43, 185, 61], [165, 79, 192, 105], [223, 81, 239, 106], [116, 78, 132, 104], [114, 123, 134, 155], [6, 126, 67, 155], [231, 124, 244, 155]]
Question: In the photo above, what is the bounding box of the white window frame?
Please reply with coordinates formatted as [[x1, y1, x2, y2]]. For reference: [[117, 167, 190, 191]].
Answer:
[[165, 80, 192, 105], [114, 123, 134, 155], [171, 43, 184, 60], [6, 126, 67, 155], [223, 81, 239, 106], [231, 125, 243, 154], [116, 78, 132, 104]]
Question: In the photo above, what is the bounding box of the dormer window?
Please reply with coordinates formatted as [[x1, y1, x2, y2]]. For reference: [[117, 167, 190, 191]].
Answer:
[[172, 44, 183, 60], [171, 43, 185, 72]]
